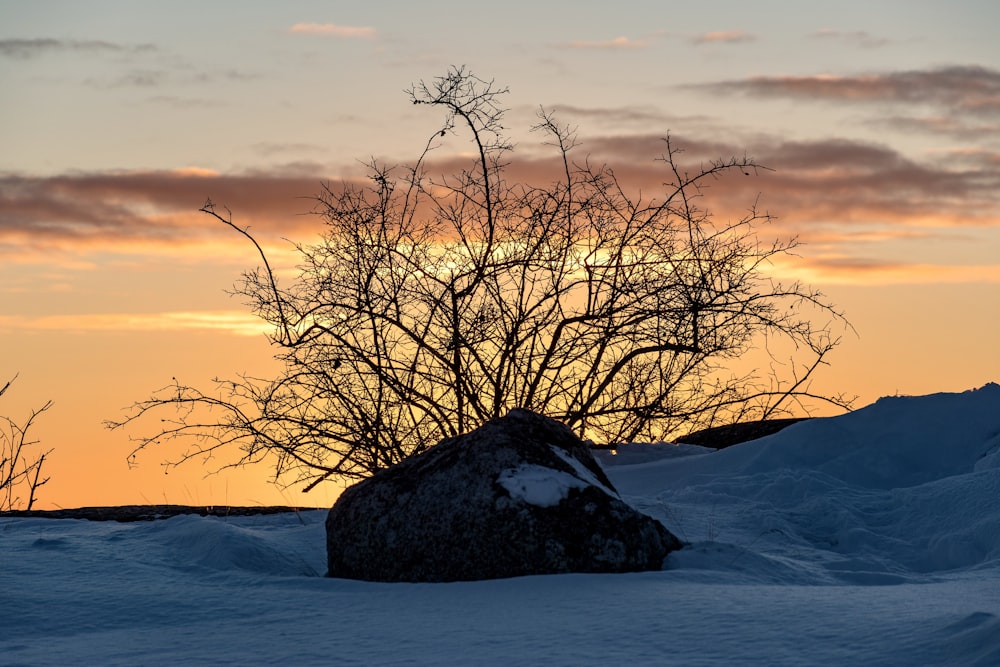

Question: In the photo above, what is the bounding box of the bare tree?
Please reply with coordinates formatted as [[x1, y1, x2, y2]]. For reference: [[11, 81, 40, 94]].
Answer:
[[1, 375, 53, 511], [110, 67, 852, 492]]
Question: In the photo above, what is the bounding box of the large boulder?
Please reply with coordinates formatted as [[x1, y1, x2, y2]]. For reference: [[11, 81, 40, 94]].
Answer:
[[326, 408, 683, 582]]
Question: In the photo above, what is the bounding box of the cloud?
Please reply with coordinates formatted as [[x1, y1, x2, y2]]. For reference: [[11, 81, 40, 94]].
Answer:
[[695, 65, 1000, 116], [415, 125, 1000, 232], [736, 137, 1000, 228], [868, 115, 1000, 140], [2, 130, 998, 286], [937, 147, 1000, 169], [0, 311, 268, 337], [288, 23, 377, 38], [693, 30, 755, 45], [250, 142, 328, 158], [5, 135, 997, 243], [0, 38, 156, 59], [144, 95, 226, 109], [560, 36, 645, 50], [809, 29, 891, 49], [494, 129, 1000, 240], [0, 169, 333, 263], [169, 167, 222, 177], [545, 104, 708, 128], [86, 66, 259, 90], [191, 69, 261, 83], [108, 69, 169, 87], [772, 255, 1000, 286]]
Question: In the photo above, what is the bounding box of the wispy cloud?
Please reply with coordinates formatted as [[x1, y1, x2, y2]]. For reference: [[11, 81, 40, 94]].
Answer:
[[0, 169, 330, 263], [868, 114, 1000, 140], [288, 22, 377, 38], [560, 36, 646, 50], [0, 311, 268, 336], [250, 142, 328, 158], [810, 29, 891, 49], [692, 30, 755, 45], [0, 38, 156, 59], [107, 69, 170, 88], [772, 255, 1000, 286], [546, 104, 706, 127], [144, 95, 227, 109], [85, 66, 259, 90], [936, 147, 1000, 169], [695, 65, 1000, 116]]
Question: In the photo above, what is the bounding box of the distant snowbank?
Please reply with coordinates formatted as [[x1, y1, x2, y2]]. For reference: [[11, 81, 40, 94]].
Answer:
[[607, 382, 1000, 580]]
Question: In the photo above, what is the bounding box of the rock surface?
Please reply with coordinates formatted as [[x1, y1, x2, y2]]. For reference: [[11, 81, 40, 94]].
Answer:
[[326, 408, 683, 582], [677, 418, 809, 449]]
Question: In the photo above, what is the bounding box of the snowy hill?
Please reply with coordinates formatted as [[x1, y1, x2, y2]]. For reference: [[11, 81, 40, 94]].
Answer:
[[3, 384, 999, 665]]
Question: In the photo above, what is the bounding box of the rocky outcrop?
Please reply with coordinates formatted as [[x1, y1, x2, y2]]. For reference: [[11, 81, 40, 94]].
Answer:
[[326, 409, 683, 582], [676, 418, 809, 449]]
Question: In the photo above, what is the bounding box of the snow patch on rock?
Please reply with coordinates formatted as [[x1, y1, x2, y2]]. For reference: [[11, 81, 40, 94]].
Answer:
[[550, 445, 619, 498], [496, 464, 588, 507]]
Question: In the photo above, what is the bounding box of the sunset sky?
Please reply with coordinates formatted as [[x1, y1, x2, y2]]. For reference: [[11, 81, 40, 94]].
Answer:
[[2, 1, 999, 510]]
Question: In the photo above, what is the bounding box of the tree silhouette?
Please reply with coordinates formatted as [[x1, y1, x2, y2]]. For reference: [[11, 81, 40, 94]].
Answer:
[[1, 375, 53, 511], [110, 67, 852, 492]]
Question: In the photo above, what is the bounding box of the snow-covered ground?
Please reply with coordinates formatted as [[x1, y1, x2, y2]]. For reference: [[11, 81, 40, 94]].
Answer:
[[3, 384, 1000, 665]]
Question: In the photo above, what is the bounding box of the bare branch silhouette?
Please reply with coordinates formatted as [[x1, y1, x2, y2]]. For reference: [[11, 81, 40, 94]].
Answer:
[[1, 375, 54, 511], [109, 66, 853, 492]]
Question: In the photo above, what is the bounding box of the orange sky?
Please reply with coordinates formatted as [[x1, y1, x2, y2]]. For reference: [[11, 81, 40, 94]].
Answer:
[[2, 1, 998, 509]]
